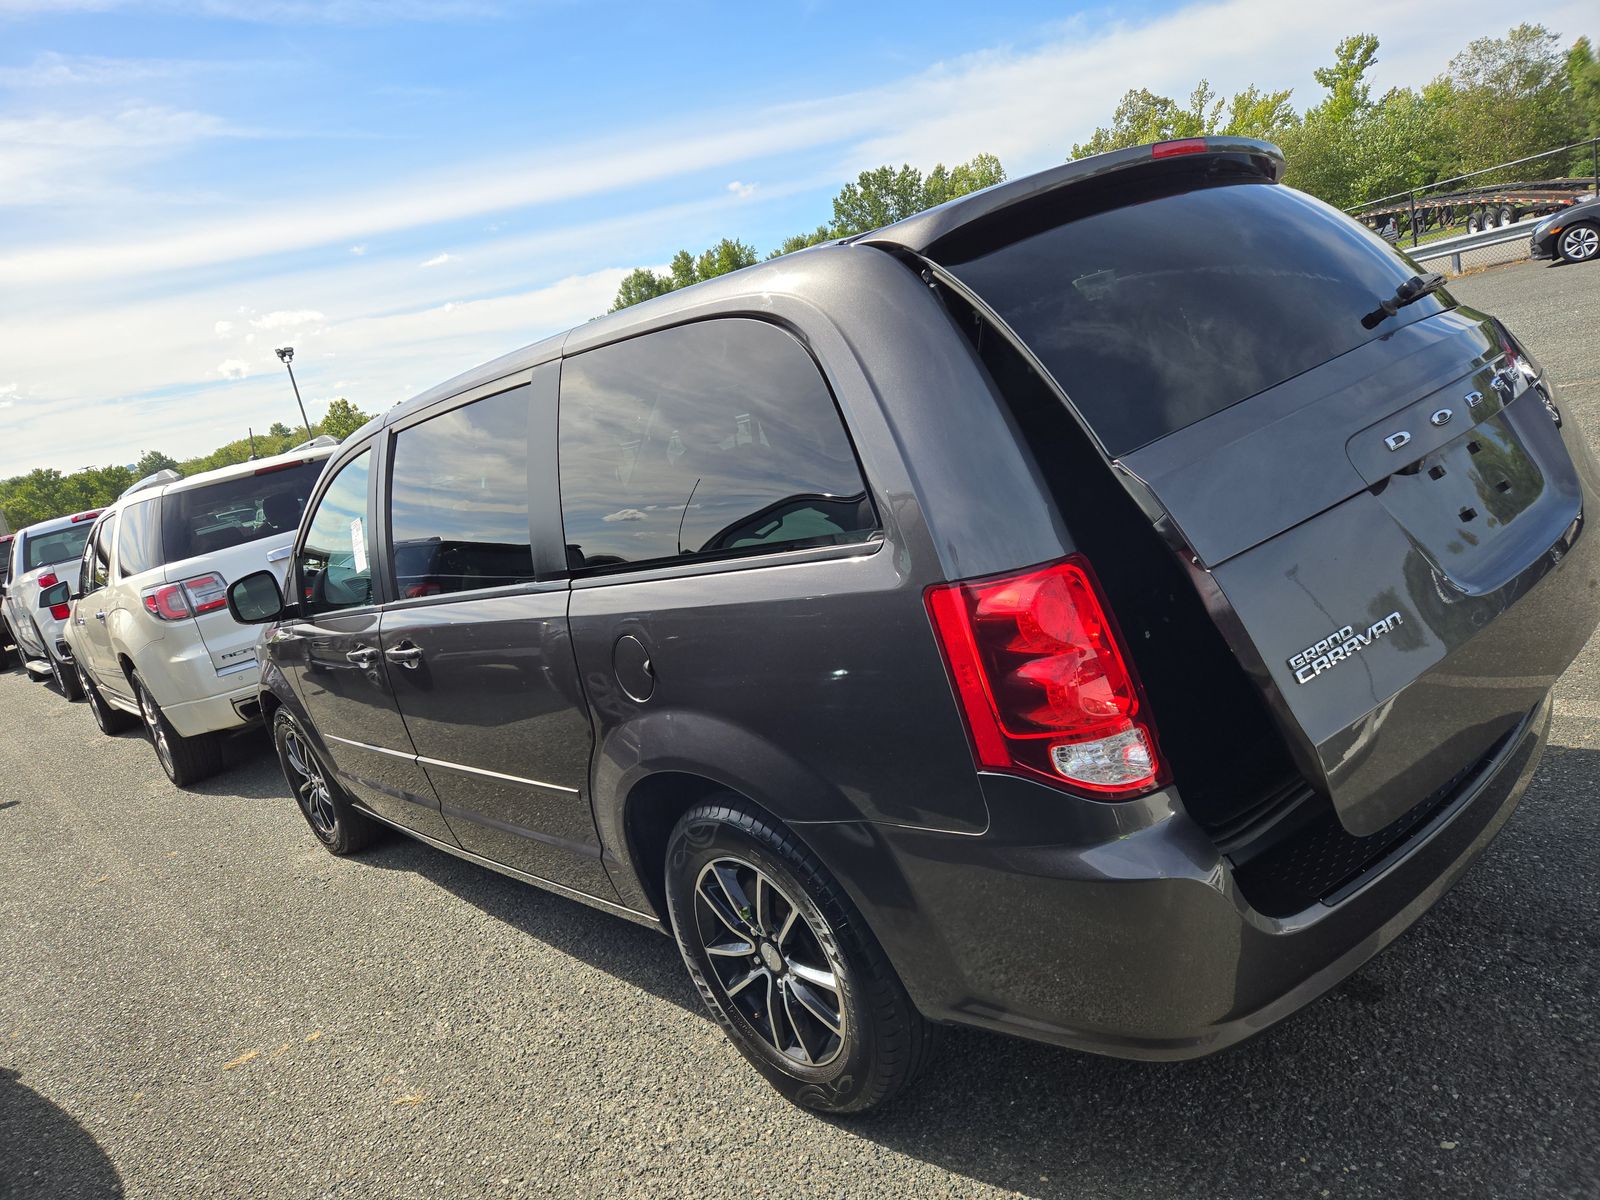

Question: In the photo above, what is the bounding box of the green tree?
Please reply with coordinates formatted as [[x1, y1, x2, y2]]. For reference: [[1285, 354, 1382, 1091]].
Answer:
[[766, 225, 833, 259], [320, 398, 373, 441], [1430, 25, 1578, 179], [610, 267, 675, 312], [268, 421, 293, 439], [134, 450, 180, 478], [1071, 80, 1293, 159], [1569, 37, 1600, 139]]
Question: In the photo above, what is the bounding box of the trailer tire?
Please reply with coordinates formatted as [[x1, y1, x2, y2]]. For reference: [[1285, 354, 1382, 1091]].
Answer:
[[1499, 205, 1517, 227], [1466, 210, 1483, 234]]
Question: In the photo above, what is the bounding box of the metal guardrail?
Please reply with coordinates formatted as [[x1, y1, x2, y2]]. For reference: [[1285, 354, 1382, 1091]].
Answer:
[[1406, 218, 1540, 275]]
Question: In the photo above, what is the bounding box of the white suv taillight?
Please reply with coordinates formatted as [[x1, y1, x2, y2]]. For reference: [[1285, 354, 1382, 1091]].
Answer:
[[142, 573, 228, 621], [924, 556, 1165, 799]]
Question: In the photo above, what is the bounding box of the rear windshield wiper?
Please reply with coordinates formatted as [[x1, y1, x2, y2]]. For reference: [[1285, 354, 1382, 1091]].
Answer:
[[1362, 271, 1446, 329]]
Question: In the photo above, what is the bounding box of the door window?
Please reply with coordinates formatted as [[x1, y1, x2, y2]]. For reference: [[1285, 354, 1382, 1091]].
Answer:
[[86, 514, 116, 593], [297, 451, 374, 617], [558, 319, 876, 572], [387, 387, 534, 597]]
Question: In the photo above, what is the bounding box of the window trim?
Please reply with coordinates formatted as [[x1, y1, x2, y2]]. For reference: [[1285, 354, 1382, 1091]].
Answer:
[[553, 314, 882, 581]]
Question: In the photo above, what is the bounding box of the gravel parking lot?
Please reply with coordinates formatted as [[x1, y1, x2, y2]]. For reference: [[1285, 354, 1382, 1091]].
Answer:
[[3, 258, 1599, 1200]]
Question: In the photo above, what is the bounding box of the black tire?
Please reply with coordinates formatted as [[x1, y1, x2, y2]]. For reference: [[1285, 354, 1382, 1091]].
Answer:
[[0, 619, 14, 670], [132, 673, 225, 787], [665, 798, 935, 1115], [272, 710, 377, 855], [79, 664, 137, 734], [50, 653, 83, 701], [1559, 222, 1600, 264], [1466, 210, 1483, 234]]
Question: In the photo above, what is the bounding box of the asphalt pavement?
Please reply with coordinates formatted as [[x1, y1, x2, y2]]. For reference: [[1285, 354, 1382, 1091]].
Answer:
[[2, 257, 1598, 1200]]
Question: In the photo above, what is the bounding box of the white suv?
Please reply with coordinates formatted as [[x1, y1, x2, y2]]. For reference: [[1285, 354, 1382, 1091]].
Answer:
[[3, 508, 103, 697], [51, 446, 336, 785]]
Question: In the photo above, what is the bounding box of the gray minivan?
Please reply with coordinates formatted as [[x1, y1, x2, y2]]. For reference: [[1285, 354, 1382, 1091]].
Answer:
[[228, 137, 1600, 1114]]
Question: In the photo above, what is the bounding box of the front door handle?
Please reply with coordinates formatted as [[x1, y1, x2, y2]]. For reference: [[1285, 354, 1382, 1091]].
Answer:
[[345, 646, 380, 666], [385, 642, 424, 669], [94, 611, 107, 622]]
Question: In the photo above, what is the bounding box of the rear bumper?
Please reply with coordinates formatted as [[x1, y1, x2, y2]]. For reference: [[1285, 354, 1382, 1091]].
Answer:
[[810, 694, 1549, 1060], [162, 681, 262, 738], [127, 634, 262, 738]]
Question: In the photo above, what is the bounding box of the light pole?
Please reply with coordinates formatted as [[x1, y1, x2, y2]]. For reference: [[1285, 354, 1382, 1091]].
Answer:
[[275, 347, 313, 439]]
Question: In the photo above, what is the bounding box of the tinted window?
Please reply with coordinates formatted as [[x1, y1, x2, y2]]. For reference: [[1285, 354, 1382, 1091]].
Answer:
[[0, 538, 11, 586], [388, 388, 534, 597], [940, 179, 1451, 456], [298, 452, 373, 617], [116, 498, 163, 577], [161, 459, 323, 565], [23, 524, 93, 572], [559, 319, 875, 571]]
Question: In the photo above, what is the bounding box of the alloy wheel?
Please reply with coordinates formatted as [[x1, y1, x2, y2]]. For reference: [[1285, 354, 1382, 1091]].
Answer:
[[693, 856, 847, 1067], [137, 684, 175, 778], [282, 727, 337, 839], [80, 668, 107, 731], [1562, 226, 1599, 261]]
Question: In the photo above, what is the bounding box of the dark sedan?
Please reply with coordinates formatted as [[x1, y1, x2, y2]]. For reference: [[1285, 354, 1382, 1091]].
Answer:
[[1531, 195, 1600, 263]]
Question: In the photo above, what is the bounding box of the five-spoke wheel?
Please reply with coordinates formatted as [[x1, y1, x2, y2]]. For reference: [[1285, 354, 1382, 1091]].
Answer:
[[694, 857, 846, 1068], [666, 798, 934, 1114]]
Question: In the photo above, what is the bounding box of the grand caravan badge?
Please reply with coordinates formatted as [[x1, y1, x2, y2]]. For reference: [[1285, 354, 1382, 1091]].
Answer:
[[1288, 613, 1405, 685]]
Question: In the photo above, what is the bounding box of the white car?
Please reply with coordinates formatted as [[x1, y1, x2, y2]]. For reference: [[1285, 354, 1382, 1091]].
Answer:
[[51, 446, 336, 785], [3, 508, 104, 697]]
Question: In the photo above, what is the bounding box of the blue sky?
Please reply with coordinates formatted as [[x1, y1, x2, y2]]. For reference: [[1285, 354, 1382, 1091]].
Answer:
[[0, 0, 1591, 476]]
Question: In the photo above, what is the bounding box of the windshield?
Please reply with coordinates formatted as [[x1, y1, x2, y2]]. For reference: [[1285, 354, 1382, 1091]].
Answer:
[[939, 178, 1451, 457], [160, 460, 325, 565], [23, 525, 93, 572]]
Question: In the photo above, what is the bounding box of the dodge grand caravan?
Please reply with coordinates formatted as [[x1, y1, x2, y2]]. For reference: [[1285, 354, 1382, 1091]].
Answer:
[[226, 138, 1600, 1114]]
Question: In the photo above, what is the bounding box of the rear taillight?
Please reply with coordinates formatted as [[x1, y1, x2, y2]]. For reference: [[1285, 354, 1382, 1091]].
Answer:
[[141, 572, 228, 621], [37, 573, 58, 589], [925, 557, 1164, 798]]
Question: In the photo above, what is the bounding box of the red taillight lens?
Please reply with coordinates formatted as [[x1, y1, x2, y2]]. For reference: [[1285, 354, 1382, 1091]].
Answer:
[[1151, 138, 1207, 159], [49, 602, 71, 621], [182, 572, 228, 615], [925, 557, 1164, 798], [141, 573, 227, 621], [37, 573, 58, 589]]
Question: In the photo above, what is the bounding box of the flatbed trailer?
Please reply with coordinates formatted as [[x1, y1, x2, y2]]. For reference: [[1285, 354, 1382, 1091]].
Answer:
[[1354, 177, 1597, 238]]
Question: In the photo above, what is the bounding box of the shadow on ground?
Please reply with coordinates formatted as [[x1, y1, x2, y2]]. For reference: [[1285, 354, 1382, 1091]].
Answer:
[[0, 1067, 123, 1200], [348, 744, 1598, 1199]]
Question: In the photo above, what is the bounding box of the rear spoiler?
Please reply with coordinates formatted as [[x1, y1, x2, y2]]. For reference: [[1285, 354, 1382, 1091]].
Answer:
[[858, 136, 1285, 257]]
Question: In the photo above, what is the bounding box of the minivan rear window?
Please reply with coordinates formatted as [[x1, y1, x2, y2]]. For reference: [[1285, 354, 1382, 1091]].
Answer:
[[160, 460, 323, 565], [939, 179, 1451, 457]]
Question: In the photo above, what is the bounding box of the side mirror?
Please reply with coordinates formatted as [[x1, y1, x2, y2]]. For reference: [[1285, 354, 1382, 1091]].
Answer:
[[39, 580, 71, 609], [227, 570, 286, 624]]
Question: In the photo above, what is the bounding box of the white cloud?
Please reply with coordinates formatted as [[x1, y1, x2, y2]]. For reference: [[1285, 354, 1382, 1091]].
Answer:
[[726, 180, 757, 199], [0, 382, 16, 396], [419, 252, 454, 268], [216, 358, 250, 379], [213, 320, 233, 337], [0, 51, 222, 89], [349, 244, 367, 255], [0, 105, 245, 207], [0, 0, 502, 20], [250, 309, 324, 330]]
